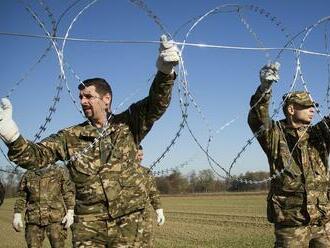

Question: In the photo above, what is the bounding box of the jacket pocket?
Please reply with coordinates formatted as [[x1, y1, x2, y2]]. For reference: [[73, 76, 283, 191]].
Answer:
[[267, 193, 306, 226], [25, 204, 40, 224], [49, 202, 65, 223]]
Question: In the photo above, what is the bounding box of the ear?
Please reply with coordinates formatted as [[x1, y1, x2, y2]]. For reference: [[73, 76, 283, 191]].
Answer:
[[287, 104, 295, 116], [102, 93, 111, 107]]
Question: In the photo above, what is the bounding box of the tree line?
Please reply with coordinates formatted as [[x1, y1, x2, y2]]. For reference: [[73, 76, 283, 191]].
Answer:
[[155, 169, 270, 194], [0, 167, 270, 198], [0, 168, 23, 198]]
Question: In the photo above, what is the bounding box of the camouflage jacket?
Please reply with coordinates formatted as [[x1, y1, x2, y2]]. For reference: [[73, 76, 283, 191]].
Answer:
[[8, 71, 174, 220], [14, 165, 75, 225], [0, 181, 4, 206], [139, 166, 161, 210], [248, 86, 330, 227]]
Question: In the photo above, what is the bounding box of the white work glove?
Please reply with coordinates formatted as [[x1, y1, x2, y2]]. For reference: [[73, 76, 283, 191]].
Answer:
[[156, 34, 180, 74], [156, 208, 165, 226], [61, 209, 74, 229], [12, 213, 23, 232], [0, 98, 20, 144], [259, 62, 280, 91]]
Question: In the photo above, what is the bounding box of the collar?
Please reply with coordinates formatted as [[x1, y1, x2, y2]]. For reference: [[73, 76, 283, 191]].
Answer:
[[79, 117, 115, 139], [279, 119, 310, 141], [32, 164, 52, 176]]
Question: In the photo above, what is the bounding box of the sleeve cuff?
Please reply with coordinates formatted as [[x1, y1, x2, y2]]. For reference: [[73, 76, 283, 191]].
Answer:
[[8, 135, 27, 149], [156, 70, 177, 81]]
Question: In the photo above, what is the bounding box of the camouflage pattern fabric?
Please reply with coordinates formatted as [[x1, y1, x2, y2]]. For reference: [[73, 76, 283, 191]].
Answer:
[[248, 86, 330, 227], [72, 210, 144, 247], [0, 181, 5, 206], [139, 166, 161, 247], [141, 167, 161, 211], [25, 222, 67, 248], [274, 224, 330, 247], [282, 91, 318, 108], [141, 206, 155, 247], [7, 71, 174, 245], [14, 165, 75, 225]]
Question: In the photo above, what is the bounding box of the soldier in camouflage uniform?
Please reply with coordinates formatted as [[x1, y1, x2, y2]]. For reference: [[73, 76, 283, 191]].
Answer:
[[0, 35, 179, 247], [12, 165, 75, 248], [0, 180, 5, 206], [248, 62, 330, 247], [136, 145, 164, 247]]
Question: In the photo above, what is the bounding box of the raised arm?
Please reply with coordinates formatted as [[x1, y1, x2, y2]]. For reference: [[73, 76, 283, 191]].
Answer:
[[0, 96, 69, 169], [248, 63, 280, 154], [7, 131, 67, 170], [120, 35, 179, 143], [312, 116, 330, 155]]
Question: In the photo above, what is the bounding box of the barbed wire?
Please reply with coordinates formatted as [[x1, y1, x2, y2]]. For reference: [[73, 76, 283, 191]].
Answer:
[[0, 0, 80, 174], [1, 32, 330, 57], [0, 1, 329, 187], [171, 4, 301, 183], [152, 155, 197, 176], [228, 16, 330, 184]]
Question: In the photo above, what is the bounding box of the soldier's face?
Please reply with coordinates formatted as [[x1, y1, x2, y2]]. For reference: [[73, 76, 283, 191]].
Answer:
[[291, 104, 315, 125], [79, 86, 111, 124], [136, 149, 144, 163]]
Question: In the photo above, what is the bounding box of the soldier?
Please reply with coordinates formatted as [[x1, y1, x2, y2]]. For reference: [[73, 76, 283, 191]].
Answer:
[[248, 62, 330, 247], [12, 165, 75, 248], [0, 180, 5, 206], [0, 34, 179, 247], [136, 145, 165, 247]]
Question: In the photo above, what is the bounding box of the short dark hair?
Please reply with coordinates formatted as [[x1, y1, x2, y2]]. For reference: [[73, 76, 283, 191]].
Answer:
[[78, 78, 112, 98], [282, 103, 289, 117], [138, 144, 143, 150]]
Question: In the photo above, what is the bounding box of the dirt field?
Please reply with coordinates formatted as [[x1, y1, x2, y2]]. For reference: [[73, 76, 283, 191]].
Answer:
[[0, 193, 274, 247]]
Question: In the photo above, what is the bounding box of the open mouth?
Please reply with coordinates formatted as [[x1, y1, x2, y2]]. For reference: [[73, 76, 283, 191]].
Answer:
[[83, 108, 92, 114], [82, 105, 91, 110]]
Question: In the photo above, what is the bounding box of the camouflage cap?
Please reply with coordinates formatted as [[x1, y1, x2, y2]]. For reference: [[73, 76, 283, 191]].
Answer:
[[282, 91, 318, 107]]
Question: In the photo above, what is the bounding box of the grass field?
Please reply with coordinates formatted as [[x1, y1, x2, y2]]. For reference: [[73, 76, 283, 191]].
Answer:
[[0, 193, 274, 247]]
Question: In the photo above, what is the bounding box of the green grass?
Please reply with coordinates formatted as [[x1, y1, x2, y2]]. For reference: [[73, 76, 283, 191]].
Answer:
[[0, 193, 274, 247], [154, 193, 273, 248]]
